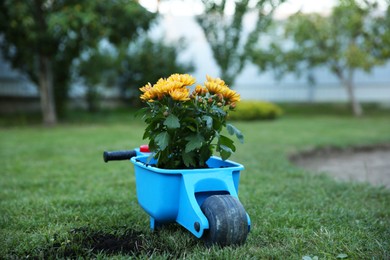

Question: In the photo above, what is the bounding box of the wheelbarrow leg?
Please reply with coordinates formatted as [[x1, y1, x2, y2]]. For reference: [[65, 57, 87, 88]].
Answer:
[[175, 175, 209, 238], [150, 217, 163, 230]]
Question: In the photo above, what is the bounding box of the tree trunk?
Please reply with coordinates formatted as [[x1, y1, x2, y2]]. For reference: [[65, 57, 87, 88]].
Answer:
[[346, 82, 363, 117], [336, 69, 363, 117], [38, 56, 57, 125], [344, 70, 363, 117]]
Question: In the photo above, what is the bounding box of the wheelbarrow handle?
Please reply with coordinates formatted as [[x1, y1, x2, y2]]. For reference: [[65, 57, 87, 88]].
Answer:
[[103, 150, 137, 163]]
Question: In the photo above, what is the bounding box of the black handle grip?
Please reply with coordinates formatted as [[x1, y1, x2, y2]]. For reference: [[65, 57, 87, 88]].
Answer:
[[103, 150, 137, 163]]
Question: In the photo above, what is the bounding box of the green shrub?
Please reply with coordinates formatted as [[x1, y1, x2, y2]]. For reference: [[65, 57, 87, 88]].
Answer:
[[229, 100, 283, 121]]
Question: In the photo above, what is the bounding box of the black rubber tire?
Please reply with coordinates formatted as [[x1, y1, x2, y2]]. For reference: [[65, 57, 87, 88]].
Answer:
[[201, 195, 248, 247]]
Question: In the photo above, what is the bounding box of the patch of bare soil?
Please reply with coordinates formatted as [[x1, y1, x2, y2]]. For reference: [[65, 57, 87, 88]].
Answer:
[[13, 225, 197, 259], [13, 227, 146, 258], [290, 144, 390, 188]]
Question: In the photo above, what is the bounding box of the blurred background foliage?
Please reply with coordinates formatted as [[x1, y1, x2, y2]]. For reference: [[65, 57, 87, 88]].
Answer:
[[0, 0, 389, 125], [116, 36, 195, 107], [229, 100, 283, 121], [76, 36, 195, 112], [248, 0, 390, 117], [0, 0, 156, 124]]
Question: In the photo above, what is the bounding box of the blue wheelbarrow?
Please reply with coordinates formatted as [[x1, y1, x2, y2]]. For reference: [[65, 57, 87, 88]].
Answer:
[[103, 145, 250, 246]]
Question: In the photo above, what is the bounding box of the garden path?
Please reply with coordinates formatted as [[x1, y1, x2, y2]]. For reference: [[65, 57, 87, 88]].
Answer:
[[291, 145, 390, 189]]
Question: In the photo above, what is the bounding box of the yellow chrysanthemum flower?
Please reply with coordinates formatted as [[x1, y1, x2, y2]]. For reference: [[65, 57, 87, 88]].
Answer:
[[168, 74, 196, 86], [169, 88, 190, 101], [204, 75, 229, 94], [193, 85, 208, 96], [167, 81, 185, 90], [140, 83, 158, 101], [206, 75, 227, 87], [153, 78, 168, 90], [140, 89, 157, 102], [151, 79, 169, 99], [140, 74, 240, 104], [139, 82, 152, 93], [151, 78, 184, 99], [222, 88, 241, 103], [204, 81, 227, 94]]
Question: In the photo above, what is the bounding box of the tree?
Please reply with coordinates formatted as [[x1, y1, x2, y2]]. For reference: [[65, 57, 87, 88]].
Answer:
[[249, 0, 390, 116], [75, 36, 194, 109], [196, 0, 284, 86], [371, 1, 390, 58], [76, 46, 118, 112], [0, 0, 155, 125], [117, 36, 195, 106]]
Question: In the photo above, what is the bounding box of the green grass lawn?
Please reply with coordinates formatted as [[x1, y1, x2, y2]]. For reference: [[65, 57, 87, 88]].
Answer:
[[1, 107, 390, 259]]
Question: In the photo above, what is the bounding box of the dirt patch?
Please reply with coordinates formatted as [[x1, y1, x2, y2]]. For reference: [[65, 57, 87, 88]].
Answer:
[[290, 144, 390, 188], [12, 225, 198, 259], [19, 227, 147, 258]]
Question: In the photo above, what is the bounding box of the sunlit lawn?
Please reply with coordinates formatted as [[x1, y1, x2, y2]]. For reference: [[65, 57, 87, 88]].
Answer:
[[1, 106, 389, 258]]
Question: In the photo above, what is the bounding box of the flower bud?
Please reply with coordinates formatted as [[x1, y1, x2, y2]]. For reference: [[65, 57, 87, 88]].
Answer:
[[163, 111, 169, 117], [217, 102, 222, 107], [208, 98, 213, 103], [229, 102, 236, 110]]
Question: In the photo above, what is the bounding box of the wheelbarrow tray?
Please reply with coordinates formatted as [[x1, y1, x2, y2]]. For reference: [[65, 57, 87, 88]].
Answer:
[[130, 155, 248, 238]]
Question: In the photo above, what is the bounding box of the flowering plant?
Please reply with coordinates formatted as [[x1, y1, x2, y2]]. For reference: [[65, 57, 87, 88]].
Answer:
[[138, 73, 244, 169]]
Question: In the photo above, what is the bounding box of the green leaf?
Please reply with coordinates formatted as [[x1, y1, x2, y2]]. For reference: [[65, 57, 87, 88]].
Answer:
[[148, 139, 157, 151], [212, 106, 226, 117], [146, 153, 155, 164], [202, 115, 213, 129], [219, 145, 233, 160], [220, 145, 233, 153], [337, 254, 348, 259], [142, 123, 155, 139], [155, 131, 170, 150], [134, 107, 149, 118], [226, 123, 234, 135], [186, 125, 197, 132], [219, 135, 236, 152], [164, 114, 180, 129], [226, 123, 244, 143], [217, 134, 236, 160], [182, 151, 195, 167], [142, 131, 149, 140], [185, 134, 204, 153]]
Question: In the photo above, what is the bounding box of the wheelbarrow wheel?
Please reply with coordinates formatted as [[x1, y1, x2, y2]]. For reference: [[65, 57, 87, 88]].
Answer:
[[201, 195, 248, 247]]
